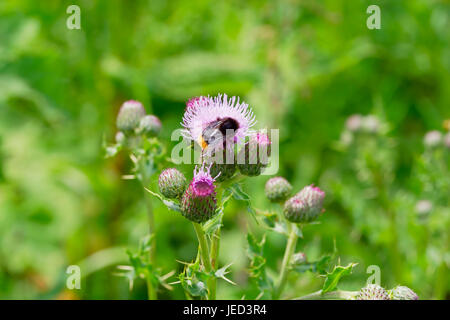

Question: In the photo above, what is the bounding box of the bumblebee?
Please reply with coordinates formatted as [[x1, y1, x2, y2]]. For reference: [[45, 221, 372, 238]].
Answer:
[[198, 117, 239, 150]]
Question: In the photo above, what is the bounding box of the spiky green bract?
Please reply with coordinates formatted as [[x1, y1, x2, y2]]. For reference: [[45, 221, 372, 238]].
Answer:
[[283, 185, 325, 223], [204, 145, 236, 183], [181, 165, 217, 223], [158, 168, 187, 199], [237, 132, 271, 177], [139, 115, 162, 137], [265, 177, 292, 203], [389, 286, 419, 300], [357, 284, 391, 300], [116, 100, 146, 133]]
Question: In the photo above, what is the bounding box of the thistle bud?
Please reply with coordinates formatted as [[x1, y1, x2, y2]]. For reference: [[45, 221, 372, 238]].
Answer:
[[389, 286, 419, 300], [116, 100, 146, 133], [205, 145, 236, 183], [424, 130, 442, 148], [237, 132, 271, 177], [265, 177, 292, 203], [284, 185, 325, 223], [346, 114, 363, 132], [138, 115, 162, 137], [181, 165, 217, 223], [444, 132, 450, 149], [415, 200, 432, 219], [292, 252, 307, 265], [115, 131, 125, 144], [158, 168, 187, 199], [361, 115, 380, 133], [357, 284, 391, 300]]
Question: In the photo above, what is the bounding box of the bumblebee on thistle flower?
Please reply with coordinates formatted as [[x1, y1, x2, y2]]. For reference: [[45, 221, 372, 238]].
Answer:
[[182, 94, 257, 153]]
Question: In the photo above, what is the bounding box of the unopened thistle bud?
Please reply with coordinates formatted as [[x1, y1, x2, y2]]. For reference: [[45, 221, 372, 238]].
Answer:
[[265, 177, 292, 203], [237, 132, 271, 177], [181, 165, 218, 223], [361, 115, 380, 133], [158, 168, 187, 199], [116, 100, 146, 133], [292, 252, 307, 265], [415, 200, 432, 219], [284, 185, 325, 223], [389, 286, 419, 300], [424, 130, 442, 148], [138, 115, 162, 137], [346, 114, 363, 132], [444, 132, 450, 149], [357, 284, 391, 300], [115, 131, 125, 144], [205, 145, 236, 183]]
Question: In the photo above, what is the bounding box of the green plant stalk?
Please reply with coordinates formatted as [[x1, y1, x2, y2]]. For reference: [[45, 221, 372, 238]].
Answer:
[[209, 227, 220, 299], [140, 160, 157, 300], [273, 223, 298, 299], [192, 222, 215, 300], [294, 290, 359, 300]]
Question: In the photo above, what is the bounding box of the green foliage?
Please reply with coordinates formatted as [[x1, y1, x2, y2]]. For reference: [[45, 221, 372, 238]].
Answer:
[[322, 263, 357, 294], [0, 0, 449, 299]]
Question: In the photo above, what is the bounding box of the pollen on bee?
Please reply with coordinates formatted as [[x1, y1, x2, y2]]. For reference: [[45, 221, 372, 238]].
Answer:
[[198, 136, 208, 150]]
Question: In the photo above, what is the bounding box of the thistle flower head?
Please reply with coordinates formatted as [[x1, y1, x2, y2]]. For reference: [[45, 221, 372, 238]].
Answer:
[[265, 177, 292, 203], [158, 168, 187, 199], [237, 131, 271, 177], [357, 284, 391, 300], [138, 115, 162, 137], [186, 96, 210, 110], [181, 164, 218, 223], [284, 185, 325, 223], [424, 130, 442, 148], [389, 286, 419, 300], [116, 100, 146, 133], [181, 94, 256, 151]]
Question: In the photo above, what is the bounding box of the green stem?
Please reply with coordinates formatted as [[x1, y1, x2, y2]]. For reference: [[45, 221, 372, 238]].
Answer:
[[192, 222, 215, 300], [139, 159, 157, 300], [209, 227, 220, 299], [273, 223, 298, 300], [294, 290, 359, 300]]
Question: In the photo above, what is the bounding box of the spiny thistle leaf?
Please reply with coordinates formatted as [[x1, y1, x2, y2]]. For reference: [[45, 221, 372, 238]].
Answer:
[[322, 262, 358, 293]]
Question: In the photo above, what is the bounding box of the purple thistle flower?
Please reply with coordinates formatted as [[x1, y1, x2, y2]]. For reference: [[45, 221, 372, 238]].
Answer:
[[186, 96, 210, 111], [181, 94, 257, 152], [181, 164, 218, 223]]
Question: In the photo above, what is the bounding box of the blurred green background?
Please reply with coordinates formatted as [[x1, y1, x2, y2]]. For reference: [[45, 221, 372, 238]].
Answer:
[[0, 0, 449, 299]]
